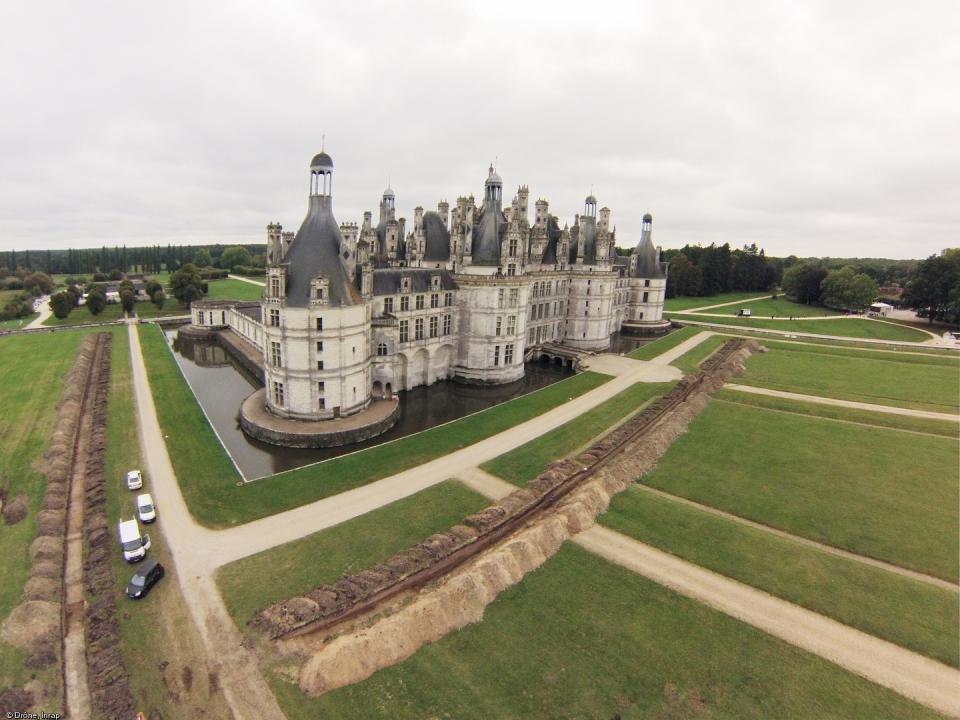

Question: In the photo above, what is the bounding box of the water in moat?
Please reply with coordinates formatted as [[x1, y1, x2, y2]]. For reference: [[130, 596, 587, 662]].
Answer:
[[164, 329, 577, 480]]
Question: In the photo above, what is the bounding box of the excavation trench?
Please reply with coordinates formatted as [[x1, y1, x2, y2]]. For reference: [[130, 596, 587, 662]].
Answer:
[[255, 339, 761, 696]]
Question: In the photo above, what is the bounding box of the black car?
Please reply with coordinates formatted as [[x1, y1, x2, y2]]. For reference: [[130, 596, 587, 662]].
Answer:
[[125, 559, 164, 599]]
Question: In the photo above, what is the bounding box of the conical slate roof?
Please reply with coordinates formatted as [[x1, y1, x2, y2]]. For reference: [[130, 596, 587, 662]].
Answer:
[[283, 196, 359, 306]]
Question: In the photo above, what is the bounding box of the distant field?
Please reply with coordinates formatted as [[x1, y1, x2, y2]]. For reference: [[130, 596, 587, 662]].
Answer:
[[625, 326, 700, 360], [204, 278, 263, 301], [738, 344, 959, 413], [138, 323, 611, 527], [218, 481, 489, 628], [638, 400, 959, 581], [721, 297, 842, 318], [664, 291, 769, 311], [670, 314, 931, 342], [482, 381, 674, 485], [275, 544, 941, 720], [602, 487, 959, 667]]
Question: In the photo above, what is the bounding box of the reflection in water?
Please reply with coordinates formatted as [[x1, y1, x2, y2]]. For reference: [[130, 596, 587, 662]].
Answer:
[[166, 330, 574, 480]]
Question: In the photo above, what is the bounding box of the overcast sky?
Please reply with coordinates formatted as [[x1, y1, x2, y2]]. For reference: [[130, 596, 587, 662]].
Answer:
[[1, 0, 957, 259]]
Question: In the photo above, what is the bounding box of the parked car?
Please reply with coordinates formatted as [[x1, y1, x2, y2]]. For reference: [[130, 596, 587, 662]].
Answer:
[[117, 517, 151, 562], [125, 559, 165, 599], [125, 469, 143, 491], [736, 308, 752, 317], [136, 493, 157, 524]]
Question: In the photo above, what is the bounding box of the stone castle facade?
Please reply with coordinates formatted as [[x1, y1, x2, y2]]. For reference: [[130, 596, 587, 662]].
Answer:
[[190, 151, 668, 425]]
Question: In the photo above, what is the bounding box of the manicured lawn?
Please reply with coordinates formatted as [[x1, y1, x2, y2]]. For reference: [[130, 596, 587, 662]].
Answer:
[[669, 314, 931, 342], [710, 327, 960, 355], [218, 481, 489, 628], [138, 324, 611, 527], [714, 390, 958, 438], [756, 338, 960, 368], [665, 291, 769, 312], [602, 487, 959, 667], [639, 400, 959, 581], [739, 344, 959, 413], [625, 326, 699, 360], [670, 333, 727, 373], [272, 544, 941, 720], [482, 381, 674, 485], [42, 301, 187, 327], [721, 297, 842, 318], [0, 313, 37, 329], [204, 278, 264, 301], [0, 330, 97, 700]]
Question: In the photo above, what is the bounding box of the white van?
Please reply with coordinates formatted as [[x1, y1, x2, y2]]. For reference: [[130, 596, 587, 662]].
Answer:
[[117, 518, 151, 562], [136, 493, 157, 524]]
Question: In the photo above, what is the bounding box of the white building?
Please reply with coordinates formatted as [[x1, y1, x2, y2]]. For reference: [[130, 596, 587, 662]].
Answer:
[[190, 151, 668, 423]]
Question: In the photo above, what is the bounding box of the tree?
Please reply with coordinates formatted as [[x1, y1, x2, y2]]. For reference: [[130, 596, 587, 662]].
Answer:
[[86, 287, 107, 316], [781, 262, 828, 304], [120, 288, 136, 314], [49, 292, 73, 319], [219, 245, 253, 273], [666, 255, 702, 297], [108, 269, 123, 281], [144, 279, 163, 297], [151, 288, 166, 310], [902, 251, 960, 324], [819, 266, 878, 311], [170, 264, 206, 307], [66, 284, 82, 306], [193, 248, 213, 268], [23, 271, 54, 295]]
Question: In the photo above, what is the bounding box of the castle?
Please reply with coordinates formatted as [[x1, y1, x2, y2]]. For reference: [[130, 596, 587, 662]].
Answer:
[[188, 151, 668, 444]]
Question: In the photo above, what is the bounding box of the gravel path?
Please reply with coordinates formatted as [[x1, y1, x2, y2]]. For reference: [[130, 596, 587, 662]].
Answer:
[[25, 295, 52, 328], [228, 274, 266, 286], [672, 295, 772, 313], [575, 526, 960, 719], [725, 383, 960, 422]]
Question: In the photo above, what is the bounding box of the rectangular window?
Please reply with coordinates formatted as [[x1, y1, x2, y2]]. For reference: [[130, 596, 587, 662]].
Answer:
[[498, 288, 504, 307], [270, 276, 280, 296], [315, 287, 324, 300], [509, 288, 519, 307], [272, 381, 284, 406], [384, 297, 394, 314], [319, 398, 326, 410], [444, 292, 453, 307], [442, 314, 451, 335], [415, 318, 424, 340], [401, 296, 410, 311], [316, 341, 323, 353], [416, 295, 425, 310], [198, 311, 205, 325], [643, 291, 649, 302], [317, 360, 324, 370], [429, 315, 438, 338], [270, 341, 282, 367], [318, 381, 325, 394], [493, 345, 500, 366], [507, 315, 516, 334], [645, 279, 650, 287], [399, 320, 409, 343], [430, 293, 439, 308], [495, 316, 502, 336], [269, 308, 280, 327], [316, 317, 323, 331], [528, 328, 535, 343], [505, 344, 514, 364]]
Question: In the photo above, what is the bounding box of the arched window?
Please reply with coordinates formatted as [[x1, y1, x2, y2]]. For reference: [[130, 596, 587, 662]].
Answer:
[[377, 342, 388, 356]]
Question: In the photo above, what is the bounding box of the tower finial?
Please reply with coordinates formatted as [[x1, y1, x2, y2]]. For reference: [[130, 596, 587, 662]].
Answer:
[[321, 133, 325, 152]]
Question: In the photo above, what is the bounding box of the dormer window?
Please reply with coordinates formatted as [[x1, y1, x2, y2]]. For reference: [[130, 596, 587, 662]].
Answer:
[[315, 287, 324, 300], [310, 277, 330, 306], [401, 276, 412, 293], [431, 275, 441, 291]]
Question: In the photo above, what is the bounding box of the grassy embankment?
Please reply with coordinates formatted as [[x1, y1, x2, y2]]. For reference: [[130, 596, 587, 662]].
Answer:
[[217, 481, 489, 628], [637, 400, 959, 582], [272, 544, 942, 720], [0, 331, 89, 702], [736, 342, 959, 413], [602, 487, 959, 667], [668, 313, 931, 342], [625, 326, 700, 360], [103, 328, 230, 717], [481, 381, 674, 485], [137, 324, 611, 527]]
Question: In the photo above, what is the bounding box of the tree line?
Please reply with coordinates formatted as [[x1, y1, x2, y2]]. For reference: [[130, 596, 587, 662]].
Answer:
[[663, 243, 782, 298], [1, 244, 265, 276]]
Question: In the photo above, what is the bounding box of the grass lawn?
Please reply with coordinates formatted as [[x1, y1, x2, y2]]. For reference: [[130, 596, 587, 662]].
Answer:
[[138, 324, 610, 527], [664, 291, 769, 312], [755, 338, 960, 368], [204, 278, 264, 301], [42, 301, 186, 327], [218, 481, 489, 628], [721, 297, 842, 318], [482, 381, 674, 485], [273, 543, 941, 720], [670, 333, 727, 374], [738, 344, 959, 413], [669, 314, 931, 342], [0, 313, 37, 329], [639, 400, 959, 581], [710, 327, 960, 355], [0, 330, 90, 699], [602, 487, 959, 667], [625, 326, 699, 360]]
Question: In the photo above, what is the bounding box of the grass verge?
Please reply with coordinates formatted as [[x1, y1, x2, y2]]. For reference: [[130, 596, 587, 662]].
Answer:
[[639, 400, 959, 581], [670, 333, 727, 374], [138, 324, 610, 527], [217, 481, 489, 628], [721, 297, 842, 318], [601, 487, 959, 667], [482, 381, 674, 485], [625, 326, 699, 360], [664, 291, 770, 311], [270, 543, 942, 719]]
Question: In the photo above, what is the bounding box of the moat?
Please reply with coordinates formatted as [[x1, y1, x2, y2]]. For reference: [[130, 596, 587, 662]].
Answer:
[[166, 330, 598, 480]]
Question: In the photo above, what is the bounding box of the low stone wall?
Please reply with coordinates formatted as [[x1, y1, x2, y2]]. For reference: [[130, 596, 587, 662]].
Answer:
[[215, 329, 265, 384]]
